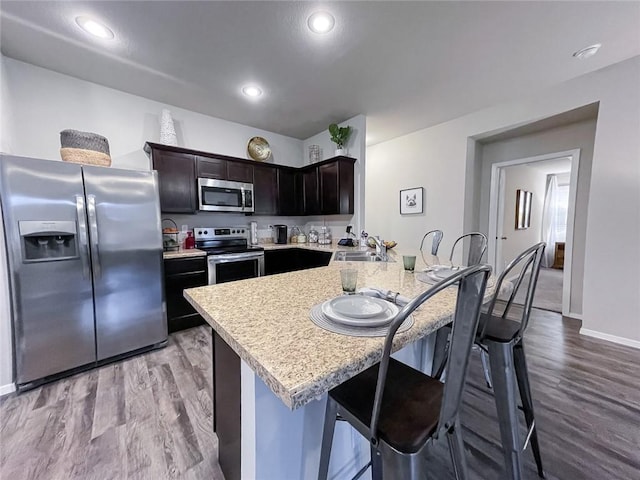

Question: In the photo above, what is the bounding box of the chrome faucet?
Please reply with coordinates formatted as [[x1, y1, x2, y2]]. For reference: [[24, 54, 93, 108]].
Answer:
[[371, 236, 388, 261]]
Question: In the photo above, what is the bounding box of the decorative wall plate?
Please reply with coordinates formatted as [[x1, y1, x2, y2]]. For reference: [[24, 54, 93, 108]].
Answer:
[[247, 137, 272, 161]]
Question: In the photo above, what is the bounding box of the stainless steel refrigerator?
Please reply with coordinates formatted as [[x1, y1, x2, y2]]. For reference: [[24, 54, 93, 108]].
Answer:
[[0, 155, 167, 390]]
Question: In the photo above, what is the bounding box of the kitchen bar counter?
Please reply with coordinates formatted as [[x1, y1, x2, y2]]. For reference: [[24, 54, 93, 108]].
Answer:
[[184, 248, 492, 480], [184, 249, 463, 409]]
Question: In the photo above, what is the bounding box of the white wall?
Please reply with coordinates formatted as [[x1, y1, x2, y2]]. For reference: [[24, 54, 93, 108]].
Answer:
[[367, 56, 640, 345], [1, 57, 304, 169], [500, 165, 547, 269], [478, 119, 597, 314], [366, 121, 467, 255]]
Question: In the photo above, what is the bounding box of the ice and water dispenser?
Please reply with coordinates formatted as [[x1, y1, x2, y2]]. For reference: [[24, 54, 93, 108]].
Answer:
[[19, 220, 79, 262]]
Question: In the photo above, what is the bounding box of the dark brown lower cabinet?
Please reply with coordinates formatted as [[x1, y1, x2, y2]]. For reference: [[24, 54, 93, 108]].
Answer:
[[164, 256, 208, 333]]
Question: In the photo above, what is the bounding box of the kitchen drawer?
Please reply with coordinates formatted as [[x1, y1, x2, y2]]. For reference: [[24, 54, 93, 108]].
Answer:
[[164, 256, 206, 276], [165, 270, 208, 290]]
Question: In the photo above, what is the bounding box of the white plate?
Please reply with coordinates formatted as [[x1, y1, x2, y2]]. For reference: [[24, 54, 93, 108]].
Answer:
[[421, 268, 459, 284], [429, 266, 460, 279], [321, 298, 399, 327], [329, 296, 387, 319]]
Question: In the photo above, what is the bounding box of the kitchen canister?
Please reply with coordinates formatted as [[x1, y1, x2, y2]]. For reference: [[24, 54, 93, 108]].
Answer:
[[60, 129, 112, 167]]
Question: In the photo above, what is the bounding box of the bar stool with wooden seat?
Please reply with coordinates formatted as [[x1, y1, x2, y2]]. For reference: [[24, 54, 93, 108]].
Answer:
[[476, 242, 546, 479], [318, 264, 492, 480]]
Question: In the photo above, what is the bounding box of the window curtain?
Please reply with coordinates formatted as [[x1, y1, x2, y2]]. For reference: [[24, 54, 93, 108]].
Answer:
[[541, 175, 559, 267]]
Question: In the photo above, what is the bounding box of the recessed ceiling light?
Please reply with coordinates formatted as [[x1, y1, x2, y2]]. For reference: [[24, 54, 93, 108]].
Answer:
[[75, 16, 114, 39], [242, 85, 263, 98], [307, 11, 335, 34], [572, 43, 601, 60]]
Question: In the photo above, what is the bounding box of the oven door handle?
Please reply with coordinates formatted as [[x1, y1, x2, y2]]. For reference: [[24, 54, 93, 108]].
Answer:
[[209, 252, 264, 263]]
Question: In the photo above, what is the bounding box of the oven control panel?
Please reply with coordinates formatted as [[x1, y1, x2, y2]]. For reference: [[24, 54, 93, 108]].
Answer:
[[194, 227, 247, 241]]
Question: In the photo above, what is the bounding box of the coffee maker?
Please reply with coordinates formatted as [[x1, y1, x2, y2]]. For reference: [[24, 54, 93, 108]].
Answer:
[[273, 224, 288, 244]]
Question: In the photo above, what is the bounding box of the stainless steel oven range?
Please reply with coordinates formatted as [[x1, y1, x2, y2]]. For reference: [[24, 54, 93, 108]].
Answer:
[[194, 227, 265, 284]]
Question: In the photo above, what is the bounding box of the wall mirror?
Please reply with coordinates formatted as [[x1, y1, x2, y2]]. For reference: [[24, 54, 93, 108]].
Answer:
[[515, 189, 532, 230]]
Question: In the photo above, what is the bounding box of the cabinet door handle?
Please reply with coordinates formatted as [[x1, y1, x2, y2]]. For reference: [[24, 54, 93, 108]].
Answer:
[[75, 195, 90, 279]]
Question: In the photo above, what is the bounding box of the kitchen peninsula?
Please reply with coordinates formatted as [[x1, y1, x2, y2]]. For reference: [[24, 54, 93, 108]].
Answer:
[[184, 248, 494, 479]]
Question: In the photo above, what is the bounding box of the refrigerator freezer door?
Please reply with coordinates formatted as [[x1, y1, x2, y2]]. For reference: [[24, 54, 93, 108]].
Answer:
[[0, 155, 96, 385], [82, 166, 167, 360]]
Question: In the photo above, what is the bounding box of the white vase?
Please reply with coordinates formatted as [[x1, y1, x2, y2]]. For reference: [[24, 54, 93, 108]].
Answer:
[[335, 148, 346, 156], [160, 109, 178, 146]]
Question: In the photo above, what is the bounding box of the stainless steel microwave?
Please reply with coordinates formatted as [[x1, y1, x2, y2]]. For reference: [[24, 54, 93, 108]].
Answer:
[[198, 178, 254, 213]]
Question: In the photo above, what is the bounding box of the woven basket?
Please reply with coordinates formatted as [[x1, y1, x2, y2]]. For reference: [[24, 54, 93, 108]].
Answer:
[[60, 129, 111, 166], [60, 148, 112, 167]]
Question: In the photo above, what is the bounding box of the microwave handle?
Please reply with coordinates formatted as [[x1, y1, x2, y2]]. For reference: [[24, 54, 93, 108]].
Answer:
[[241, 188, 246, 211]]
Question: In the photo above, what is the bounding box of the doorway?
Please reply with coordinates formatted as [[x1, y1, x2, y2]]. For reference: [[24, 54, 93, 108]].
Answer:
[[488, 149, 580, 317]]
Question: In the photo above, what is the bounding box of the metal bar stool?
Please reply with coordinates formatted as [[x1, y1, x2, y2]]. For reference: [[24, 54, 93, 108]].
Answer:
[[476, 242, 546, 479], [318, 264, 492, 480], [449, 232, 488, 266], [419, 229, 444, 256]]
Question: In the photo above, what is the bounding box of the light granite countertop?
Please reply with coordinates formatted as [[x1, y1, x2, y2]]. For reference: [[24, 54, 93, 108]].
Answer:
[[163, 248, 207, 260], [184, 247, 493, 410]]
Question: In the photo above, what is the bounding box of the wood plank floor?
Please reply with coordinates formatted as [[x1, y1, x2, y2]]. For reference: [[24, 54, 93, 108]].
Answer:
[[1, 309, 639, 479], [0, 327, 224, 480]]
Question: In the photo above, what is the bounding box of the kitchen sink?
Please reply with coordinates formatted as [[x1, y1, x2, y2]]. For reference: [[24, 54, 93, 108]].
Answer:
[[333, 251, 395, 262]]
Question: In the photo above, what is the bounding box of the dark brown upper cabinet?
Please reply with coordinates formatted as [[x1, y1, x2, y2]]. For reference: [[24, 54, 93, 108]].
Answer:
[[145, 143, 355, 216], [147, 147, 197, 213], [318, 157, 355, 215], [197, 157, 227, 179], [302, 167, 320, 215], [227, 162, 254, 183], [253, 164, 278, 215], [277, 168, 302, 216]]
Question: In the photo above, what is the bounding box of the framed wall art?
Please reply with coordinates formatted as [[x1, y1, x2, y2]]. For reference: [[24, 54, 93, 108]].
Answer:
[[400, 187, 424, 215], [515, 189, 533, 229]]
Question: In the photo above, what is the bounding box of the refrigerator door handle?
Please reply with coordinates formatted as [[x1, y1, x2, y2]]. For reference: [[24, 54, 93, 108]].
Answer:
[[87, 194, 101, 279], [75, 195, 91, 279]]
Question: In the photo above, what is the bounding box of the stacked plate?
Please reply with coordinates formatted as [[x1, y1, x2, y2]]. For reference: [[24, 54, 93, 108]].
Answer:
[[418, 265, 460, 285], [310, 295, 414, 337], [323, 296, 398, 327]]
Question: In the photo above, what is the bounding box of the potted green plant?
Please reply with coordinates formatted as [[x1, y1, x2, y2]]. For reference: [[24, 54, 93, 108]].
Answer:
[[328, 123, 352, 156]]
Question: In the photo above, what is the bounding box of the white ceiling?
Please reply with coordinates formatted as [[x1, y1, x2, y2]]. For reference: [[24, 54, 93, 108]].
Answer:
[[1, 1, 639, 145]]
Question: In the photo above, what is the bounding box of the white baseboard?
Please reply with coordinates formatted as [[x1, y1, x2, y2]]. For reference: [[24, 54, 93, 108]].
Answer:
[[566, 311, 583, 320], [580, 328, 640, 349], [0, 382, 16, 396]]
